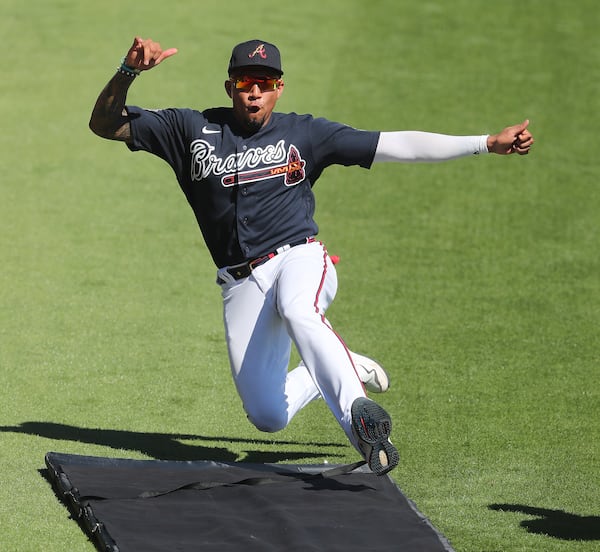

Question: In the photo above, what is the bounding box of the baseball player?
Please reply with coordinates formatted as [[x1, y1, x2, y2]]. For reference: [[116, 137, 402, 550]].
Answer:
[[89, 37, 533, 476]]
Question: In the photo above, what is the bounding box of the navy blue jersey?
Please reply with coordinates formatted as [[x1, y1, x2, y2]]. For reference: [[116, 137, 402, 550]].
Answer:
[[126, 106, 380, 267]]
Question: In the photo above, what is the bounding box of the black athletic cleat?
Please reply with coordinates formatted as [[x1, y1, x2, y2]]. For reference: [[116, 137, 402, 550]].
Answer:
[[351, 397, 399, 476]]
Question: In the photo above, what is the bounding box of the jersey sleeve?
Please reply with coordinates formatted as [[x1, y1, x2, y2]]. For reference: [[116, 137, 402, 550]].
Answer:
[[126, 106, 194, 175], [309, 117, 380, 169]]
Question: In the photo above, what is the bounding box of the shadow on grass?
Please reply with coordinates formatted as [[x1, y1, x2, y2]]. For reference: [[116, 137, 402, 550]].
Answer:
[[489, 503, 600, 541], [0, 421, 345, 464]]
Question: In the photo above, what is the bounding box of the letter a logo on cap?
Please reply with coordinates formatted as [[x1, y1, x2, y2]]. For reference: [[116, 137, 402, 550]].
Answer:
[[249, 44, 267, 59], [228, 40, 283, 75]]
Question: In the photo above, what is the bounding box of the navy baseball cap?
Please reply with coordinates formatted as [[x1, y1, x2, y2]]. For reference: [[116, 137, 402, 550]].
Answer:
[[228, 39, 283, 76]]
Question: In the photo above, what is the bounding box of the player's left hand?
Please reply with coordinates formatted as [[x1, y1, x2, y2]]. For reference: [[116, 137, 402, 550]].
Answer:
[[487, 119, 534, 155]]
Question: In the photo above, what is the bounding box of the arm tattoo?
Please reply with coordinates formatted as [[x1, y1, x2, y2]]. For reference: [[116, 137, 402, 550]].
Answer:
[[89, 73, 135, 142]]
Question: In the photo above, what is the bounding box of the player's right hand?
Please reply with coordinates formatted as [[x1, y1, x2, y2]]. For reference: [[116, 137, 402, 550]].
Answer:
[[124, 37, 178, 72]]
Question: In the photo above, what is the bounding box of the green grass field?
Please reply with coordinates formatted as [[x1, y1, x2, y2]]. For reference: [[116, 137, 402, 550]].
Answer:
[[1, 1, 599, 550]]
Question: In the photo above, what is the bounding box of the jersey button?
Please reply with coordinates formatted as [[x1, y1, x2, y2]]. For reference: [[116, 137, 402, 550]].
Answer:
[[242, 216, 249, 225], [241, 187, 248, 196]]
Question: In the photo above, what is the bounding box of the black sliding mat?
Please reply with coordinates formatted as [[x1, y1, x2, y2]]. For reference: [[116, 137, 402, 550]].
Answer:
[[45, 452, 454, 552]]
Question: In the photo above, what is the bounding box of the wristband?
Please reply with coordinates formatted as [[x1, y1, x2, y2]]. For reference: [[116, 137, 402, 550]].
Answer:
[[117, 57, 141, 78], [478, 134, 490, 154]]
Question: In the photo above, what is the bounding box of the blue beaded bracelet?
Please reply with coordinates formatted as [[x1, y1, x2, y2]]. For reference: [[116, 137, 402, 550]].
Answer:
[[117, 58, 140, 77]]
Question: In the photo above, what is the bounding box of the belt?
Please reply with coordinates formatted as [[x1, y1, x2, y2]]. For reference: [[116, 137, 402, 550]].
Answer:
[[221, 237, 315, 282]]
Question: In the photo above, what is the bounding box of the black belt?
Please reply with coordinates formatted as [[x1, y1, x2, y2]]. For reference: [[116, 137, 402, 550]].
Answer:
[[220, 237, 315, 282]]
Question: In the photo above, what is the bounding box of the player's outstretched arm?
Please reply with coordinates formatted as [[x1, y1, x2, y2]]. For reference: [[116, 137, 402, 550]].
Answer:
[[373, 119, 534, 163], [486, 119, 534, 155], [89, 37, 177, 142]]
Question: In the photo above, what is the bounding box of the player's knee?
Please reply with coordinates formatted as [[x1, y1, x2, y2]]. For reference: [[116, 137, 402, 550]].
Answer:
[[246, 406, 288, 433]]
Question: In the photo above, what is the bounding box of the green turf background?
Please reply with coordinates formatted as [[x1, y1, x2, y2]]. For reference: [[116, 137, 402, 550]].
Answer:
[[1, 1, 598, 550]]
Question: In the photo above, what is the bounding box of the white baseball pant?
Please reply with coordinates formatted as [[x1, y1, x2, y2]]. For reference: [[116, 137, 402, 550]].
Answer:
[[217, 240, 367, 447]]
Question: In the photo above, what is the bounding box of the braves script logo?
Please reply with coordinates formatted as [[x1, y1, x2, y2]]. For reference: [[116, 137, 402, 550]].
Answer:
[[190, 139, 306, 187], [248, 44, 267, 59]]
